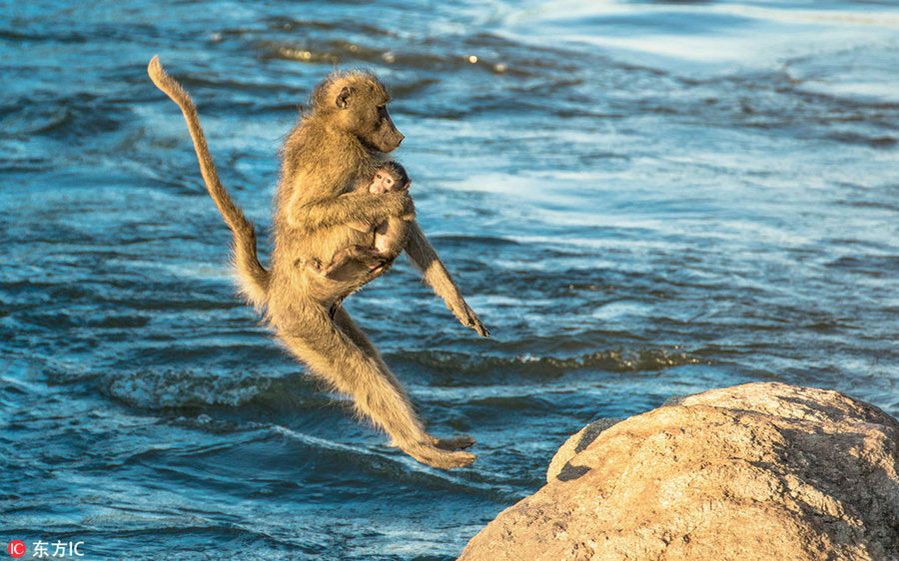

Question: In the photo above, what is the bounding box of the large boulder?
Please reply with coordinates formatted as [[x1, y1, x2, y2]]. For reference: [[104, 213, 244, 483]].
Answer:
[[458, 383, 899, 561]]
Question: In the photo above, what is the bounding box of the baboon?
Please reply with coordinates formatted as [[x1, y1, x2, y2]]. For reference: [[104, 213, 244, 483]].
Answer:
[[310, 161, 413, 278], [148, 56, 488, 469]]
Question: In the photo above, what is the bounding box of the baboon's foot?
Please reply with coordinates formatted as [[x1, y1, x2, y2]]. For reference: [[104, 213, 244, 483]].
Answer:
[[433, 434, 476, 451], [405, 444, 476, 469]]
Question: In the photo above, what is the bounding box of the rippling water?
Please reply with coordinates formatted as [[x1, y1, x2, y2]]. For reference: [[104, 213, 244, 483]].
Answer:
[[2, 1, 898, 559]]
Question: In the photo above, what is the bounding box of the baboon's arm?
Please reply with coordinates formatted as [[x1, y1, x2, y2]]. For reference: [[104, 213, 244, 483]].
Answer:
[[404, 221, 489, 337], [288, 187, 413, 232]]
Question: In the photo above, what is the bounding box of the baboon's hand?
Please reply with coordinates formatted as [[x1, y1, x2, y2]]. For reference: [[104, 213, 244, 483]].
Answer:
[[391, 190, 415, 217], [448, 300, 490, 337], [366, 190, 413, 225]]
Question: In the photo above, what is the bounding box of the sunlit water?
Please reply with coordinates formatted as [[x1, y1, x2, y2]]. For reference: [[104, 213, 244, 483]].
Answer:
[[2, 1, 898, 559]]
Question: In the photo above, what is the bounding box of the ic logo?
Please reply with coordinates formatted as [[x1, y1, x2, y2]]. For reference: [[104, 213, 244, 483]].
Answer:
[[7, 541, 25, 558]]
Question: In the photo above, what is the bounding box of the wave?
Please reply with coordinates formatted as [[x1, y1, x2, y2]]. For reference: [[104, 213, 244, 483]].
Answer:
[[101, 370, 318, 410], [402, 347, 704, 377]]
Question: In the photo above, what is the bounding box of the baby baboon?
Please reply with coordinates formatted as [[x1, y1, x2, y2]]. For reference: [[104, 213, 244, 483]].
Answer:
[[148, 56, 488, 469], [311, 161, 413, 278], [365, 161, 413, 257]]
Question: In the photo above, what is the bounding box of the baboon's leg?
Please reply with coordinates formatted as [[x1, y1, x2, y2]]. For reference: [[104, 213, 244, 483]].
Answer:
[[331, 305, 477, 453], [278, 304, 475, 468], [331, 304, 404, 394], [374, 217, 410, 259]]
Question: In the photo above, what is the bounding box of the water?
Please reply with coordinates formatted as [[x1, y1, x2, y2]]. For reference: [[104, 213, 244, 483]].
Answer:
[[2, 0, 898, 558]]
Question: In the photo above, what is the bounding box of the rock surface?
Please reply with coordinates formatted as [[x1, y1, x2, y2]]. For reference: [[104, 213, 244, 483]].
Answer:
[[458, 383, 899, 561]]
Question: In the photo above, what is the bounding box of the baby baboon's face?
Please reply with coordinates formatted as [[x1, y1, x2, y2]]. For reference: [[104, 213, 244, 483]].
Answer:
[[369, 169, 401, 195]]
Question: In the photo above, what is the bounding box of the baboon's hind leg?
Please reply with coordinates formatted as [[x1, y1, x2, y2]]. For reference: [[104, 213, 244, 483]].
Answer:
[[332, 305, 476, 453], [278, 305, 475, 469], [331, 305, 405, 396]]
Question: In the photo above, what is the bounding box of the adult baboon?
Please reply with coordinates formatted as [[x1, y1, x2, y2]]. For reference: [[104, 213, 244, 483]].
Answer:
[[147, 56, 488, 469]]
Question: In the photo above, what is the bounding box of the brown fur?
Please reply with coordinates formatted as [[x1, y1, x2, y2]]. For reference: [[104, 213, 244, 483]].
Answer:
[[313, 161, 412, 277], [148, 57, 488, 469], [367, 161, 413, 259]]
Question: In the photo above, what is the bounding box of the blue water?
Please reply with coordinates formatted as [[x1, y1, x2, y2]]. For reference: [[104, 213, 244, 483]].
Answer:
[[2, 1, 898, 559]]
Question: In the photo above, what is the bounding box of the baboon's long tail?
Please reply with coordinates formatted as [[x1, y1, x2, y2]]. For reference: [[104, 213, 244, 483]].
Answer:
[[147, 55, 270, 309]]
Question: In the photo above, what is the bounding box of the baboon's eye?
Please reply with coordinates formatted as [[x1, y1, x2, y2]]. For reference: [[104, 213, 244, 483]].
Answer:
[[385, 178, 393, 185]]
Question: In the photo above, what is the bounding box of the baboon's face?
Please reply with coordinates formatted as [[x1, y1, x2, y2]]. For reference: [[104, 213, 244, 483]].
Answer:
[[333, 79, 405, 153], [368, 103, 404, 153], [372, 170, 395, 194]]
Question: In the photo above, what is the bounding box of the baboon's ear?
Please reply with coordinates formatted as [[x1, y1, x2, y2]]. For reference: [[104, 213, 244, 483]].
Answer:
[[336, 86, 353, 109]]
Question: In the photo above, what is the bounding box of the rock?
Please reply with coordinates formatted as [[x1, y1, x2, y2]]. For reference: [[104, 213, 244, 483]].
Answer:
[[458, 383, 899, 561], [546, 417, 624, 484]]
